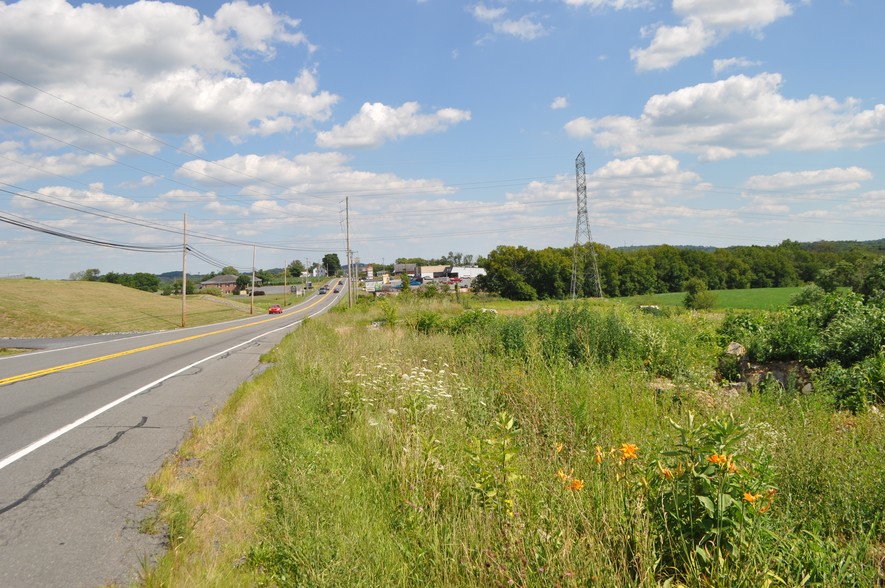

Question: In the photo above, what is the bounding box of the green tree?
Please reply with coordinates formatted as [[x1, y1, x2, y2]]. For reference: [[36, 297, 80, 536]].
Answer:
[[322, 253, 342, 276], [220, 265, 239, 276], [131, 272, 160, 292], [70, 268, 100, 281], [684, 277, 716, 310], [287, 259, 305, 278], [650, 245, 689, 292], [474, 245, 538, 301], [860, 257, 885, 300], [256, 269, 276, 284]]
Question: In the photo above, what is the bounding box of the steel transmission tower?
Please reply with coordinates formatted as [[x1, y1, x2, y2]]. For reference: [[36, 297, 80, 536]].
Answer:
[[570, 151, 603, 298]]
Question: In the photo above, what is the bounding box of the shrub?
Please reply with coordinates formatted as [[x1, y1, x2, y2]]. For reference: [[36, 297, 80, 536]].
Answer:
[[415, 311, 443, 334], [684, 278, 716, 310], [813, 352, 885, 411], [201, 286, 223, 297], [644, 414, 775, 580]]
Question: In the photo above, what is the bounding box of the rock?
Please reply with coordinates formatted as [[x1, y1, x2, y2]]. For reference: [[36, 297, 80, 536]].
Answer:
[[725, 341, 746, 356]]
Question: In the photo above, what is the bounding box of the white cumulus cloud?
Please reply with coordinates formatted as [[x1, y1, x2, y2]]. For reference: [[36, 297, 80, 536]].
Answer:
[[470, 3, 549, 41], [632, 0, 793, 71], [564, 73, 885, 160], [0, 0, 336, 147], [316, 102, 471, 149], [564, 0, 653, 9], [744, 167, 872, 192], [713, 57, 763, 76]]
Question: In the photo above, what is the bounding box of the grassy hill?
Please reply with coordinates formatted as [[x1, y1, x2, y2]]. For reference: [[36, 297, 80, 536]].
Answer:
[[0, 279, 252, 338]]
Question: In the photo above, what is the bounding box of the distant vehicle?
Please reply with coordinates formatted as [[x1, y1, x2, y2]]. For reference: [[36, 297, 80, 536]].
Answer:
[[333, 286, 341, 293], [268, 304, 282, 314], [306, 281, 313, 289], [318, 286, 328, 294]]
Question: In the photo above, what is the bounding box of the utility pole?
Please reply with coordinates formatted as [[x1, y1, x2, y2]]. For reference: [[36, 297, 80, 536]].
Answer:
[[181, 213, 187, 327], [283, 259, 287, 307], [345, 196, 354, 308], [571, 151, 603, 299], [250, 245, 256, 315]]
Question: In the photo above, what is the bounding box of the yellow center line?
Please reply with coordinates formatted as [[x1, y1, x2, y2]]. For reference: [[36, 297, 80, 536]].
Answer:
[[0, 290, 335, 388]]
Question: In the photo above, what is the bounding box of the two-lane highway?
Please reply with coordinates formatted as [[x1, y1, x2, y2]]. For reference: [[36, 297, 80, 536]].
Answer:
[[0, 286, 343, 587]]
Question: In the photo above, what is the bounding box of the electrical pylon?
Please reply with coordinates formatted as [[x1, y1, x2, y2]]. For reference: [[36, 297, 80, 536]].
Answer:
[[570, 151, 603, 299]]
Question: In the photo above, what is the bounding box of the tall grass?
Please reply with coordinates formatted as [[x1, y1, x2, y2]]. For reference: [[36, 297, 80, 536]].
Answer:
[[142, 296, 885, 587]]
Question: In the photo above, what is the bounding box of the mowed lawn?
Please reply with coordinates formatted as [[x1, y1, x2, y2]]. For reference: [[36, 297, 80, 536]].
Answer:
[[0, 279, 254, 338], [619, 286, 807, 310]]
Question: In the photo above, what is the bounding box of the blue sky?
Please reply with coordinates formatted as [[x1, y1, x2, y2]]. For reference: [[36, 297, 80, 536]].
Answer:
[[1, 0, 884, 279]]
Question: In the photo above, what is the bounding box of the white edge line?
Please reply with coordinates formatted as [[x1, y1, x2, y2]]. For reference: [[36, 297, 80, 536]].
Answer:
[[0, 317, 305, 472], [0, 293, 321, 362]]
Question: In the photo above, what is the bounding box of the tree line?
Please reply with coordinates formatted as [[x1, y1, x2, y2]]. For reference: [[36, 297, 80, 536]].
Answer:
[[473, 240, 885, 301]]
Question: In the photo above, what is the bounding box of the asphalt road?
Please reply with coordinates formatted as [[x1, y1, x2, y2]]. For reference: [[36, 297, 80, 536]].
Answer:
[[0, 287, 343, 587]]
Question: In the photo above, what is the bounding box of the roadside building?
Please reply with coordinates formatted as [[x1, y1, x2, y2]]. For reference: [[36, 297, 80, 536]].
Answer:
[[393, 263, 418, 277], [420, 265, 447, 283], [198, 274, 238, 294]]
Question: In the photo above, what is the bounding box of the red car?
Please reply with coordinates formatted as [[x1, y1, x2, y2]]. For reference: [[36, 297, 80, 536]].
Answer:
[[268, 304, 282, 314]]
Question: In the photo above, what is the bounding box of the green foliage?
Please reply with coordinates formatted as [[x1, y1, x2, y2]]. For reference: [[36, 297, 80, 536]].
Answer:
[[478, 241, 883, 302], [790, 284, 827, 306], [415, 311, 443, 334], [416, 281, 444, 299], [813, 352, 885, 412], [321, 253, 342, 275], [201, 286, 222, 297], [286, 259, 304, 278], [683, 277, 716, 310], [467, 412, 520, 518], [860, 256, 885, 300], [69, 268, 101, 281], [377, 297, 397, 327], [720, 290, 885, 366], [644, 414, 775, 579]]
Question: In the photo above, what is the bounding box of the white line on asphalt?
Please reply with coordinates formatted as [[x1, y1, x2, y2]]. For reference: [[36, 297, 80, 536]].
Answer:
[[0, 318, 304, 472]]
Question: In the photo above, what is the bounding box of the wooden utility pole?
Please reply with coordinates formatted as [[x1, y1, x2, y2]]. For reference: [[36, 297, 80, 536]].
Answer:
[[283, 259, 287, 307], [181, 213, 187, 328], [250, 245, 256, 315], [345, 197, 353, 308]]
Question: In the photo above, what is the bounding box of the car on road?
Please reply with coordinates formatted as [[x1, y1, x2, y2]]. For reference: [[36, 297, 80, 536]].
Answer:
[[333, 286, 341, 293], [268, 304, 282, 314], [318, 286, 328, 294]]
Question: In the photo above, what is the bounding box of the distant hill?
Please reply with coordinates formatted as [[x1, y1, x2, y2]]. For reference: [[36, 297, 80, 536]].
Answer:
[[614, 244, 717, 253], [612, 239, 885, 254], [799, 239, 885, 254]]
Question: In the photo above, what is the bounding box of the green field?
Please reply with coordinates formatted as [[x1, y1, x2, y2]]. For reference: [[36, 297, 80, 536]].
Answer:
[[619, 286, 806, 310]]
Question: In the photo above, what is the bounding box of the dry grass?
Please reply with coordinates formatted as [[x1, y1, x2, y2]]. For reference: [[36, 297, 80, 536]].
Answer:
[[0, 279, 251, 337]]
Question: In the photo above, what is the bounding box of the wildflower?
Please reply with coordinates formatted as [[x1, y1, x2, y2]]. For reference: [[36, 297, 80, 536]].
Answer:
[[743, 492, 762, 504], [759, 504, 770, 514], [570, 479, 584, 491], [707, 453, 727, 466], [727, 456, 739, 474], [657, 461, 674, 480], [619, 443, 638, 460], [557, 469, 569, 481], [595, 445, 603, 463], [554, 442, 564, 454]]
